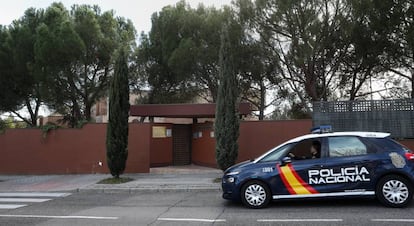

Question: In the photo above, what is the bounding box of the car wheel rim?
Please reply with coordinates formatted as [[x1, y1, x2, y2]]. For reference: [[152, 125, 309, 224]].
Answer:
[[245, 184, 266, 206], [382, 179, 409, 204]]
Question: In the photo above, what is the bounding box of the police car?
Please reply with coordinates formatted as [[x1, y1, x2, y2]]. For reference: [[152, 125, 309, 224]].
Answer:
[[222, 126, 414, 208]]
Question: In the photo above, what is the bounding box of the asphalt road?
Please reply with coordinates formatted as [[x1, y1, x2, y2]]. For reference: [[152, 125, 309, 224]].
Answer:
[[0, 190, 414, 226]]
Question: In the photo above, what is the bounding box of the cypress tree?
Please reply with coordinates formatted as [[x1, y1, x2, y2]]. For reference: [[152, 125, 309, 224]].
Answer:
[[215, 23, 240, 171], [106, 48, 130, 178]]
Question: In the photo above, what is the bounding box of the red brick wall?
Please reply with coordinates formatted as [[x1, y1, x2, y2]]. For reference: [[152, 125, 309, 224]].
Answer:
[[238, 120, 313, 162], [4, 120, 412, 174], [127, 124, 151, 173], [0, 124, 150, 174], [191, 120, 414, 168], [150, 124, 173, 167], [192, 120, 313, 168], [398, 140, 414, 152], [192, 122, 216, 167]]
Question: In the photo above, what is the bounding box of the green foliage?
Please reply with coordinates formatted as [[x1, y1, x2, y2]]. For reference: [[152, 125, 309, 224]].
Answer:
[[35, 4, 136, 127], [0, 116, 28, 130], [75, 119, 89, 128], [215, 24, 240, 171], [106, 48, 130, 178], [40, 123, 61, 138], [234, 0, 414, 115], [3, 0, 414, 124], [135, 0, 282, 117], [0, 3, 133, 128], [134, 1, 202, 103], [0, 3, 135, 127], [134, 1, 248, 104], [40, 123, 60, 133], [337, 0, 403, 100], [0, 118, 6, 133], [249, 0, 350, 104], [0, 8, 46, 126], [370, 0, 414, 98]]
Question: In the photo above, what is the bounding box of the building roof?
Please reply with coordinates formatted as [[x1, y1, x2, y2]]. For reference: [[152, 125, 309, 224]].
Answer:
[[130, 103, 251, 118]]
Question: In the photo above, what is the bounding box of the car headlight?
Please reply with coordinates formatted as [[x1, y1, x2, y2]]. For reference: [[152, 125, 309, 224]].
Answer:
[[224, 171, 239, 183], [227, 177, 235, 183]]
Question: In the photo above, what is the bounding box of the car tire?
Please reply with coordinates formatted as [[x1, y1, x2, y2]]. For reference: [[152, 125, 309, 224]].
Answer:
[[241, 180, 271, 209], [376, 175, 413, 208]]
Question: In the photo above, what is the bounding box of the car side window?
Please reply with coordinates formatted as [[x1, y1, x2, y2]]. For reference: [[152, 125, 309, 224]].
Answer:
[[328, 136, 367, 157], [259, 143, 294, 162], [287, 138, 322, 160]]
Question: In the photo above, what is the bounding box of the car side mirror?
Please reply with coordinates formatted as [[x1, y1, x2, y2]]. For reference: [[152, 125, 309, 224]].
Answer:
[[281, 156, 292, 165]]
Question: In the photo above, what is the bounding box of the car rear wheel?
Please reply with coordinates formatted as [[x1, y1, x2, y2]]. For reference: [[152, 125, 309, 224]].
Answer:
[[241, 180, 271, 208], [376, 175, 413, 208]]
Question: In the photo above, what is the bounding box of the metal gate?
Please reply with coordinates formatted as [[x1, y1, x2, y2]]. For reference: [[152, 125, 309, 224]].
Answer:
[[172, 124, 192, 165]]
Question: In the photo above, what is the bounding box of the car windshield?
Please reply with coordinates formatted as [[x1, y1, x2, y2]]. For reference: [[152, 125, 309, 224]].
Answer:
[[258, 143, 295, 162]]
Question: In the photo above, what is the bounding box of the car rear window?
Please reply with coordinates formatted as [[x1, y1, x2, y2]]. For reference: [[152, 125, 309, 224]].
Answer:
[[366, 137, 405, 153]]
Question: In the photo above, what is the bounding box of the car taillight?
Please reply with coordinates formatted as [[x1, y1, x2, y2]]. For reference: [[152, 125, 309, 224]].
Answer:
[[405, 152, 414, 160]]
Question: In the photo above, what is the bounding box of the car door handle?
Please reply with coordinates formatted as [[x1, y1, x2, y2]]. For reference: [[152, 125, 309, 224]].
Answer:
[[312, 165, 324, 168]]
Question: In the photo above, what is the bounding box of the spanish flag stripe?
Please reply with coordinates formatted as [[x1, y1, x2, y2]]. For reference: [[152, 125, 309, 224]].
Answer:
[[277, 164, 316, 195], [276, 164, 296, 194], [281, 165, 312, 194], [287, 164, 319, 194]]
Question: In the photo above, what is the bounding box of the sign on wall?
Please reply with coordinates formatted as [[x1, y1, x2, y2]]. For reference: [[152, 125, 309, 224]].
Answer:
[[152, 126, 168, 138]]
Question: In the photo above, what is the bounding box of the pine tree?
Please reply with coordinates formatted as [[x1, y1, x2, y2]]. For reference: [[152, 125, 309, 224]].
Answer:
[[106, 48, 130, 178], [215, 23, 240, 171]]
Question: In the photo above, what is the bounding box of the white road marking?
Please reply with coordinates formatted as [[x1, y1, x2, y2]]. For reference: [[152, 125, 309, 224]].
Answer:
[[158, 218, 226, 223], [257, 219, 343, 222], [0, 204, 27, 209], [0, 198, 51, 203], [0, 214, 118, 220], [0, 192, 70, 198], [372, 219, 414, 222], [0, 192, 71, 209]]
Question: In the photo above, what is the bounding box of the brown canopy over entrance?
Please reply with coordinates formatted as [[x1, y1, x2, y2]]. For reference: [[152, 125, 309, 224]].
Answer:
[[129, 103, 251, 118]]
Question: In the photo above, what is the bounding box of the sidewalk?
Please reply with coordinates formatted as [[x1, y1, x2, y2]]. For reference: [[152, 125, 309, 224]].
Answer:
[[0, 165, 223, 193]]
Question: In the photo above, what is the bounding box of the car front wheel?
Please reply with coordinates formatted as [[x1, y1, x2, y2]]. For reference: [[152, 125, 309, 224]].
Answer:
[[376, 175, 413, 208], [241, 180, 271, 208]]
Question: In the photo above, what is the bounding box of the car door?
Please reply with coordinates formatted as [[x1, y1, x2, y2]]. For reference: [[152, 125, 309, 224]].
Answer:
[[320, 136, 375, 194], [274, 138, 327, 198]]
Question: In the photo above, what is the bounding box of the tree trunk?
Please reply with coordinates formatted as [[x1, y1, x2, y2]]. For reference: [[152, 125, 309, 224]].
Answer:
[[258, 81, 266, 120], [71, 99, 82, 127], [84, 102, 92, 121], [349, 70, 357, 101], [411, 69, 414, 99]]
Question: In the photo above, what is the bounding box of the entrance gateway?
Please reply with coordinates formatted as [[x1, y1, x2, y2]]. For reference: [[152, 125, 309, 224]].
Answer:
[[130, 103, 251, 166]]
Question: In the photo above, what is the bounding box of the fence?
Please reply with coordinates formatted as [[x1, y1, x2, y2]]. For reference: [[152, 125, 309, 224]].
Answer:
[[313, 99, 414, 138]]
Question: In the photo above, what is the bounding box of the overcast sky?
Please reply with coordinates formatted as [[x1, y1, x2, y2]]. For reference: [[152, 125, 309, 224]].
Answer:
[[0, 0, 232, 33]]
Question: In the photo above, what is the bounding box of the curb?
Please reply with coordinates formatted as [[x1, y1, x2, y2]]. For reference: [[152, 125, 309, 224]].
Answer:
[[77, 186, 221, 194]]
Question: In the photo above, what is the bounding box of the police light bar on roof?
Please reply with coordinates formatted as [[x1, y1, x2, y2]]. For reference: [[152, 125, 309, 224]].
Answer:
[[311, 125, 332, 134]]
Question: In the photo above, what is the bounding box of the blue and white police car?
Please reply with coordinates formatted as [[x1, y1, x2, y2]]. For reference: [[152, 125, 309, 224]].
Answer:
[[222, 126, 414, 208]]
